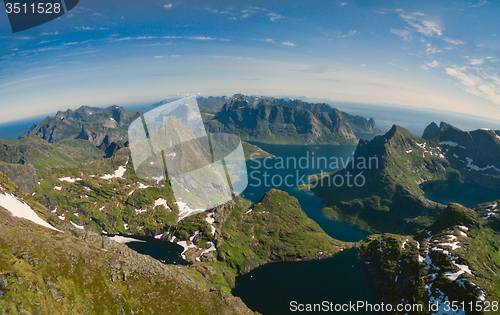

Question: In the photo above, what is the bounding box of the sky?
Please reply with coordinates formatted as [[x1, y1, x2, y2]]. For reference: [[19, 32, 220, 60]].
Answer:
[[0, 0, 499, 124]]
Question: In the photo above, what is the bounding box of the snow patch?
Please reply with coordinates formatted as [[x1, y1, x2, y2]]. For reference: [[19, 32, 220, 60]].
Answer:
[[176, 201, 205, 221], [0, 189, 61, 232], [154, 198, 170, 211], [59, 177, 81, 183], [205, 212, 216, 236], [108, 235, 146, 244], [445, 261, 473, 281], [101, 166, 127, 180], [440, 141, 465, 149], [70, 221, 85, 230], [465, 157, 500, 172]]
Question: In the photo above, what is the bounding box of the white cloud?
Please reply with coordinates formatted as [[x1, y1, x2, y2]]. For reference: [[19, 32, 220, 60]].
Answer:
[[340, 2, 347, 6], [155, 56, 163, 58], [360, 64, 367, 67], [254, 38, 274, 43], [164, 3, 172, 9], [427, 60, 440, 67], [446, 66, 500, 105], [41, 31, 59, 35], [268, 12, 284, 21], [443, 37, 465, 45], [205, 5, 283, 22], [75, 26, 108, 31], [412, 12, 425, 16], [111, 36, 155, 42], [400, 14, 443, 37], [390, 29, 411, 41], [425, 43, 442, 54], [469, 58, 484, 65], [339, 30, 358, 38], [281, 41, 296, 46], [189, 36, 216, 40]]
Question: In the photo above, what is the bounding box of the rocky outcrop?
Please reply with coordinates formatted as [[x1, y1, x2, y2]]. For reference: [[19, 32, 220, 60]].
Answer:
[[0, 162, 38, 193]]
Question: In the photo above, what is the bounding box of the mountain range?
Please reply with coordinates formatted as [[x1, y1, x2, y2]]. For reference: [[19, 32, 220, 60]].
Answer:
[[204, 96, 360, 145], [156, 94, 381, 134]]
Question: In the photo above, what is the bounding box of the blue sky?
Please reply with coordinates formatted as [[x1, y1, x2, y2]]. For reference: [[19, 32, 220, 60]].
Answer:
[[0, 0, 499, 123]]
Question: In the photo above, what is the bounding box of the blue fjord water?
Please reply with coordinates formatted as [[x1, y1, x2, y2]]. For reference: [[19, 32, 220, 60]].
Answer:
[[232, 140, 383, 314], [421, 180, 500, 208]]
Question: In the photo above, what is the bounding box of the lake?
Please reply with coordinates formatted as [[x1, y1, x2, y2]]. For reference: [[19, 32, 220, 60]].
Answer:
[[232, 248, 382, 315], [109, 234, 189, 266], [421, 180, 500, 208]]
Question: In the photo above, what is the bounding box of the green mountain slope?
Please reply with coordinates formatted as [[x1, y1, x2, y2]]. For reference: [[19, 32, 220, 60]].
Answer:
[[358, 203, 500, 314], [0, 136, 103, 170], [0, 174, 256, 314], [17, 147, 345, 289], [313, 125, 452, 234], [172, 189, 349, 287]]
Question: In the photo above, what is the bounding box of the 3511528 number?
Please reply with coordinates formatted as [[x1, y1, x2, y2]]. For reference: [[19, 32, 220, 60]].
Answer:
[[5, 2, 61, 14]]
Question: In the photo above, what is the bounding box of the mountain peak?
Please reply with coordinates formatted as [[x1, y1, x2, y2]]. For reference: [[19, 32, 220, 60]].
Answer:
[[422, 121, 440, 139], [428, 203, 480, 233]]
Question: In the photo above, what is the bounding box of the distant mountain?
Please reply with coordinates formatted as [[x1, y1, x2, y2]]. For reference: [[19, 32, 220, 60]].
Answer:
[[248, 98, 381, 133], [204, 96, 358, 145], [422, 121, 500, 190], [0, 136, 103, 171], [152, 94, 381, 134], [359, 202, 500, 309], [313, 123, 500, 234], [19, 105, 142, 158]]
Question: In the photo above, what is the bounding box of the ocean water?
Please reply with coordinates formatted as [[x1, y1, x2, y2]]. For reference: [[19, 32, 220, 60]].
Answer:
[[325, 101, 500, 137]]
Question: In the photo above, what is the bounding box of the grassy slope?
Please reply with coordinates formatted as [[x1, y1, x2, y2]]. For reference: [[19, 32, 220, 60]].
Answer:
[[358, 203, 500, 314], [0, 136, 103, 170], [0, 171, 256, 315]]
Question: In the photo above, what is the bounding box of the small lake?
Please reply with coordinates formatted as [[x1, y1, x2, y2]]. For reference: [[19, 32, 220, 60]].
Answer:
[[110, 234, 189, 266], [421, 180, 500, 208]]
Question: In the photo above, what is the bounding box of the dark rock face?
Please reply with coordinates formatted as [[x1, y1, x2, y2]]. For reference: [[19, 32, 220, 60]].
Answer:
[[0, 162, 38, 193], [421, 121, 440, 139], [260, 98, 380, 134], [433, 122, 500, 190]]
